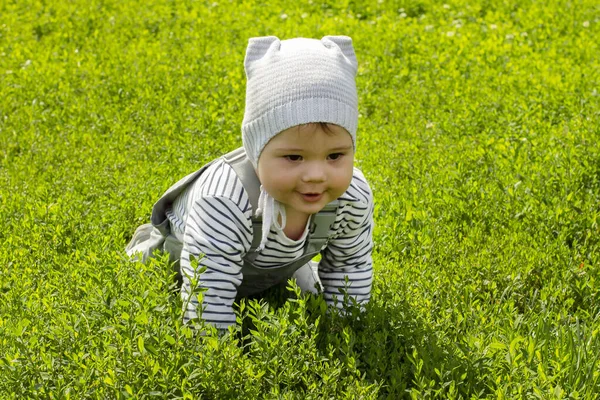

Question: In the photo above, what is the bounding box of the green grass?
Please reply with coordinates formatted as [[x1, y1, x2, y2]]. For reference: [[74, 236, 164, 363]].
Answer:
[[1, 0, 599, 398]]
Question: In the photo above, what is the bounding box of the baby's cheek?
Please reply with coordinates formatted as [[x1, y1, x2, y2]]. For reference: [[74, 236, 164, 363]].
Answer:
[[337, 169, 354, 194], [268, 175, 294, 194], [342, 163, 354, 183], [278, 177, 297, 192]]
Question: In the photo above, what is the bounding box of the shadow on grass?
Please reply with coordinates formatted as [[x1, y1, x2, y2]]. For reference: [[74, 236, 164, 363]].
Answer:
[[234, 282, 493, 399]]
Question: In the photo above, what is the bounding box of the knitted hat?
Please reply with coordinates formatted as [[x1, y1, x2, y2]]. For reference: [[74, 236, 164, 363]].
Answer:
[[242, 35, 359, 168]]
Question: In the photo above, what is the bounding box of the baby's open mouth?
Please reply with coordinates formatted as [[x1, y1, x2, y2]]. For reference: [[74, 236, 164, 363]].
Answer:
[[301, 192, 323, 202]]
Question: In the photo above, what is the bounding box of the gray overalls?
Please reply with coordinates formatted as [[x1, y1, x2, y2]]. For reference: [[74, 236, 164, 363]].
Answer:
[[126, 147, 338, 296]]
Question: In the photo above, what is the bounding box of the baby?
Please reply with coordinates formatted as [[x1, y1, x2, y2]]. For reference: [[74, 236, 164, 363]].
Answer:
[[126, 36, 374, 331]]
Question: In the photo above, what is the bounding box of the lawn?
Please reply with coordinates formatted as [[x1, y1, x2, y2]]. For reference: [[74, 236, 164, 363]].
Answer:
[[1, 0, 599, 398]]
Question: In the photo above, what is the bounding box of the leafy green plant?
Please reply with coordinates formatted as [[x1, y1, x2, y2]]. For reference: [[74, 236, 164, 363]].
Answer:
[[1, 0, 599, 398]]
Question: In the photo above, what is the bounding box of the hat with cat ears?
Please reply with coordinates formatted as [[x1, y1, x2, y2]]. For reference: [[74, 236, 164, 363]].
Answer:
[[241, 36, 359, 168]]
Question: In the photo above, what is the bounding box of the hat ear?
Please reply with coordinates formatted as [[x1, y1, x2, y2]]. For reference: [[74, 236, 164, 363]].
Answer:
[[321, 35, 357, 71], [244, 36, 281, 77]]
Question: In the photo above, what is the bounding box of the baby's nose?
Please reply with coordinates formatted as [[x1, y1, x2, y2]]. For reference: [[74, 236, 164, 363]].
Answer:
[[301, 162, 326, 182]]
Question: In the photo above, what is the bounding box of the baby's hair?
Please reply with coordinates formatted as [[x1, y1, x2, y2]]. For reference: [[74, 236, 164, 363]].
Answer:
[[296, 122, 337, 136]]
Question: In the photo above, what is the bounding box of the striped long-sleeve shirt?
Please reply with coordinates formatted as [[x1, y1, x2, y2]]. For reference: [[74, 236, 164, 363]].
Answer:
[[165, 157, 374, 330]]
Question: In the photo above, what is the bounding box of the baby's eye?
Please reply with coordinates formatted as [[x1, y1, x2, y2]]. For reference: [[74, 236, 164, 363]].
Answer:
[[285, 155, 303, 162], [327, 153, 344, 161]]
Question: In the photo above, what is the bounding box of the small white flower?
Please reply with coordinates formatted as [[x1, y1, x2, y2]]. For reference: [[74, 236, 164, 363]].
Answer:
[[521, 32, 528, 37], [505, 34, 514, 40], [400, 12, 407, 18], [301, 12, 308, 18], [425, 25, 434, 31], [446, 31, 455, 37], [426, 122, 435, 129], [582, 21, 590, 28], [443, 4, 450, 9], [280, 13, 288, 20], [490, 24, 498, 30]]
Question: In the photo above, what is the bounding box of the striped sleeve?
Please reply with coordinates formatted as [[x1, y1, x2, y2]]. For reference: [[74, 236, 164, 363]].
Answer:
[[318, 168, 374, 311], [179, 163, 253, 330]]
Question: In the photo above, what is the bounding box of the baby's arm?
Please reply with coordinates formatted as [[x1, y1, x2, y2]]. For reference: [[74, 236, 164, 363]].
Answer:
[[318, 172, 374, 311], [180, 195, 253, 330]]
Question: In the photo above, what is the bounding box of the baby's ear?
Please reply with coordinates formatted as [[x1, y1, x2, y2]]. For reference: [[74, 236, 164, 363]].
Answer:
[[321, 36, 357, 71], [244, 36, 281, 77]]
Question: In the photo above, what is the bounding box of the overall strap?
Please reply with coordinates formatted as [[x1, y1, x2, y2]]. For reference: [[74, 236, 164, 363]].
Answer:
[[305, 200, 338, 253], [150, 147, 255, 237], [222, 147, 263, 251]]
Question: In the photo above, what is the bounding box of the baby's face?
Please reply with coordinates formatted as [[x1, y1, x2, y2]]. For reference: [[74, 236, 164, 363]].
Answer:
[[257, 123, 354, 220]]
